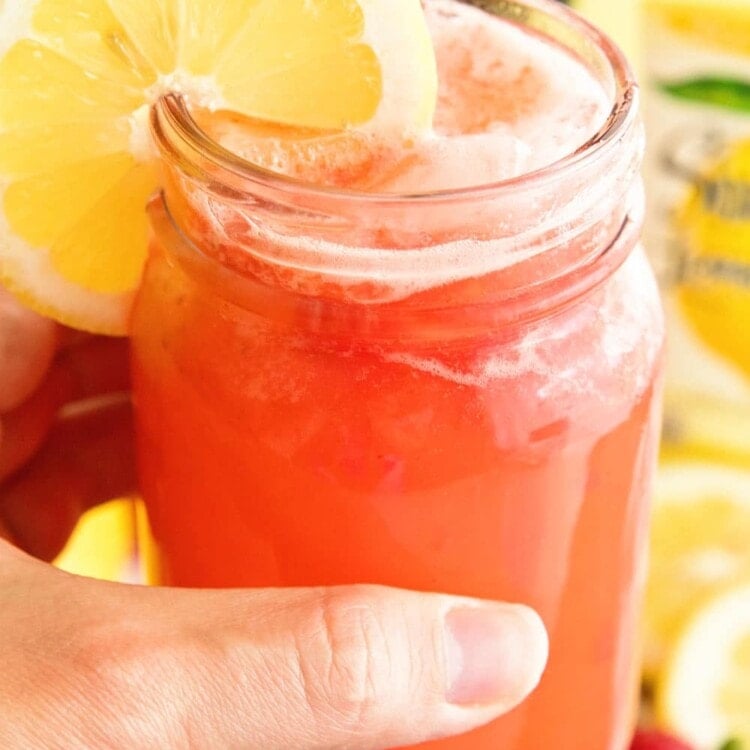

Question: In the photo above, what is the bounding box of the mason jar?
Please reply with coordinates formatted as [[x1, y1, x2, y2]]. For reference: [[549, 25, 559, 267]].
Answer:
[[131, 2, 664, 747]]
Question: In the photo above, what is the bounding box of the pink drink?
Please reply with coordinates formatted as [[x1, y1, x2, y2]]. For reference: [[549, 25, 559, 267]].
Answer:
[[133, 2, 664, 747]]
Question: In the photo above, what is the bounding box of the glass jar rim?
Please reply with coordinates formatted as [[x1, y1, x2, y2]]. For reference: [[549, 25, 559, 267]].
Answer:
[[150, 0, 638, 208]]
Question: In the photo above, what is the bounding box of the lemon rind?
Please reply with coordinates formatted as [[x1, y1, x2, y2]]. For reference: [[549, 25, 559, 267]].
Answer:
[[0, 183, 132, 334], [658, 581, 750, 746]]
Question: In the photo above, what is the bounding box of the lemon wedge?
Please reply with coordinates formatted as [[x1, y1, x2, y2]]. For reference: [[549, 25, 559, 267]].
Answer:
[[644, 462, 750, 678], [646, 0, 750, 56], [0, 0, 437, 334], [657, 580, 750, 748]]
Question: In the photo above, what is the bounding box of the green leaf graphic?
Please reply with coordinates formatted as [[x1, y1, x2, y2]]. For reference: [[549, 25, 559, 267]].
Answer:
[[660, 77, 750, 113]]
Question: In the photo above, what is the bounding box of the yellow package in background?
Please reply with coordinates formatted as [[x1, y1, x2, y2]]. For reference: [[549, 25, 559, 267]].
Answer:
[[642, 0, 750, 464]]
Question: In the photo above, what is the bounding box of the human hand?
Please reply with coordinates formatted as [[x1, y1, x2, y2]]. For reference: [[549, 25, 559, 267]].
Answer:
[[0, 287, 133, 559], [0, 288, 548, 749]]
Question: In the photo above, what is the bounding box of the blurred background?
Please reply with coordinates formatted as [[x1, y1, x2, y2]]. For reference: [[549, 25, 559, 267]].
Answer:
[[52, 1, 750, 746], [578, 3, 750, 744]]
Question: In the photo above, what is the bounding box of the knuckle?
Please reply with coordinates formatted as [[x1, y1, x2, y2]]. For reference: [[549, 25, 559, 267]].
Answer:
[[71, 621, 157, 717], [68, 620, 196, 747], [298, 587, 394, 732]]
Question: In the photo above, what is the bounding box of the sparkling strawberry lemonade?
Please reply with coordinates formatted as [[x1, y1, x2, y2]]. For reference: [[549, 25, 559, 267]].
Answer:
[[131, 1, 664, 748]]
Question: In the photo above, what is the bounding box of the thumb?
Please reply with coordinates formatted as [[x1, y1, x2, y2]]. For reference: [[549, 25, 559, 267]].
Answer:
[[4, 551, 548, 750]]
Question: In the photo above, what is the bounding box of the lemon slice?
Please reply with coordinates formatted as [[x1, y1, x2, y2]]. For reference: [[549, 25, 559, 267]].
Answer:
[[643, 462, 750, 678], [0, 0, 437, 334], [657, 580, 750, 747]]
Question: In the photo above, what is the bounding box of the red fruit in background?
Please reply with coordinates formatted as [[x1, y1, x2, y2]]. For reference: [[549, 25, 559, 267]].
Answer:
[[631, 730, 695, 750]]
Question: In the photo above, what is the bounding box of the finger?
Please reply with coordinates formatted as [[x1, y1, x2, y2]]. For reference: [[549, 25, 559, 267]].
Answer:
[[157, 587, 548, 749], [1, 557, 549, 750], [0, 337, 131, 483], [1, 400, 135, 561], [0, 288, 57, 413], [0, 364, 73, 482]]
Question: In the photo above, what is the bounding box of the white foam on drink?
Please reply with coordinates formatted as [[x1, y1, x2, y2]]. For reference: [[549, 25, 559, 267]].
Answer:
[[193, 189, 552, 298], [380, 0, 610, 192], [211, 0, 610, 192], [379, 249, 664, 447], [369, 129, 534, 193], [192, 0, 630, 315], [381, 335, 556, 389], [380, 249, 663, 388]]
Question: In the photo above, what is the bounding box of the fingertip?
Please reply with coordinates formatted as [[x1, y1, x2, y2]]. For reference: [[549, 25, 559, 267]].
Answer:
[[444, 602, 548, 712]]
